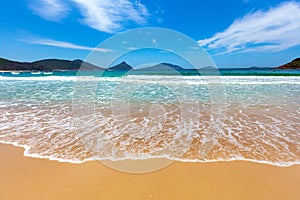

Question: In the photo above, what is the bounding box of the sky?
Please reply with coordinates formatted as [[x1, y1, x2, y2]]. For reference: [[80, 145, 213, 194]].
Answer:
[[0, 0, 300, 68]]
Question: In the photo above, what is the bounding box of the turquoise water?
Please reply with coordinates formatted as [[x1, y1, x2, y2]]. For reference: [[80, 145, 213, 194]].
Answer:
[[0, 71, 299, 166]]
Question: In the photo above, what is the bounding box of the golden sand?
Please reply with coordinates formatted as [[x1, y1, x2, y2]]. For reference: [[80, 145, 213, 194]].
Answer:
[[0, 143, 299, 200]]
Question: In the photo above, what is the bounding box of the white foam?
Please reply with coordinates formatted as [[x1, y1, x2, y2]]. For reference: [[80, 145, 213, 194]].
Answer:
[[0, 76, 77, 81], [1, 140, 299, 167], [0, 141, 93, 164], [1, 75, 300, 84], [121, 76, 300, 85], [1, 74, 299, 167]]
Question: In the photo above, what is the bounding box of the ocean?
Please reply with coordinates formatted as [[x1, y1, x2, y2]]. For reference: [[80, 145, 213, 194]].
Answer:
[[0, 69, 299, 167]]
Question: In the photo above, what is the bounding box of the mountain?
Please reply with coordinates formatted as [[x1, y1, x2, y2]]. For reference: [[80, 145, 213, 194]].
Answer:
[[3, 57, 300, 71], [0, 58, 183, 71], [107, 61, 133, 70], [249, 66, 263, 69], [0, 58, 34, 71], [135, 63, 184, 71], [0, 57, 104, 71], [276, 58, 300, 69], [33, 59, 104, 71]]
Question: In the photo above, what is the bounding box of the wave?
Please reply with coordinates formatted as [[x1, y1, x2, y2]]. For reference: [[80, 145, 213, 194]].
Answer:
[[1, 75, 300, 85], [0, 103, 299, 167], [0, 76, 78, 81]]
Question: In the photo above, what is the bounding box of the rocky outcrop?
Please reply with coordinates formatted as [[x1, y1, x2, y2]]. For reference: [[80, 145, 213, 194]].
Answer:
[[276, 58, 300, 69]]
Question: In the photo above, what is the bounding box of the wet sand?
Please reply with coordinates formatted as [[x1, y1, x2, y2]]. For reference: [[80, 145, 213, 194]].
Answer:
[[0, 144, 300, 200]]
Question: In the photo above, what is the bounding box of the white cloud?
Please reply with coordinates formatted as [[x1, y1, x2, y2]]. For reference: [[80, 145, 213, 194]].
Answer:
[[127, 47, 137, 50], [24, 38, 114, 52], [29, 0, 149, 33], [71, 0, 148, 33], [198, 1, 300, 54], [29, 0, 69, 21]]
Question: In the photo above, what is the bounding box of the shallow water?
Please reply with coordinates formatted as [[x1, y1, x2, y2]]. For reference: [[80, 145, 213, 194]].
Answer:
[[0, 74, 299, 166]]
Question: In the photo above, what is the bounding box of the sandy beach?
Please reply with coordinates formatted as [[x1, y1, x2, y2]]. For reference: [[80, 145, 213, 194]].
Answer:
[[0, 144, 299, 200]]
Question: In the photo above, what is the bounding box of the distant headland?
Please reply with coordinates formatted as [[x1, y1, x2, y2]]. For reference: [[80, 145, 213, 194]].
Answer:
[[0, 57, 185, 71], [0, 57, 299, 71], [276, 58, 300, 69], [0, 58, 103, 71]]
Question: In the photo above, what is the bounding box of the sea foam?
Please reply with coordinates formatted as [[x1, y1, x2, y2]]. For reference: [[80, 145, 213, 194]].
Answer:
[[0, 75, 299, 166]]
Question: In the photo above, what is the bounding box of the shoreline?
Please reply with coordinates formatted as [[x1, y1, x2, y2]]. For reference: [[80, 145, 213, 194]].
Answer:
[[1, 143, 300, 200], [1, 141, 299, 167]]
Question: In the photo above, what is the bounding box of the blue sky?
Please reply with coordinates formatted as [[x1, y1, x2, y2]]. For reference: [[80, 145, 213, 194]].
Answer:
[[0, 0, 300, 68]]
